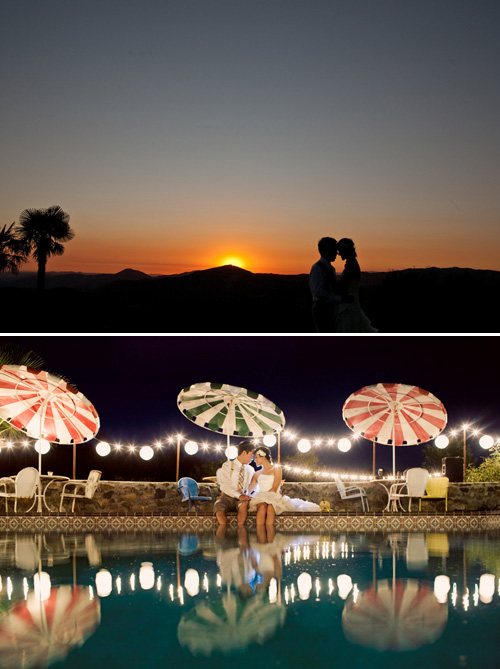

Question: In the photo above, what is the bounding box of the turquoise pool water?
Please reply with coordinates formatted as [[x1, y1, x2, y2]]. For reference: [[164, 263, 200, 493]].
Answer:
[[1, 528, 499, 668]]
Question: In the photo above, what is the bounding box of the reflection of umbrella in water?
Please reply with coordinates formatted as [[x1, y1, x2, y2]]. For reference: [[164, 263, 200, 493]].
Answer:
[[177, 590, 286, 656], [0, 585, 100, 668], [0, 365, 100, 484], [342, 578, 447, 652], [177, 382, 286, 475], [342, 383, 447, 477]]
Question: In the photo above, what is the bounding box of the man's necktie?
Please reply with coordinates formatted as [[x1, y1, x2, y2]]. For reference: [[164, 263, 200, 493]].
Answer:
[[237, 465, 245, 493]]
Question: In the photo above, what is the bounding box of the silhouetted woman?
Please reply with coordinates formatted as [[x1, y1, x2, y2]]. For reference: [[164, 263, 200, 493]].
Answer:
[[337, 238, 377, 332]]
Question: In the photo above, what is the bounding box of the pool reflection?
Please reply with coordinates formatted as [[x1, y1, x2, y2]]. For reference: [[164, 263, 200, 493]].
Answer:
[[0, 529, 499, 667]]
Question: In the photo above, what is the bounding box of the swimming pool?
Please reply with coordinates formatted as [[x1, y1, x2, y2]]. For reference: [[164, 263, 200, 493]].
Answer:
[[1, 528, 499, 668]]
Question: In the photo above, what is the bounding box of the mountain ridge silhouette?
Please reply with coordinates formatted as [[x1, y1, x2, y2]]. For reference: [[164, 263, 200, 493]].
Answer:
[[1, 264, 498, 333]]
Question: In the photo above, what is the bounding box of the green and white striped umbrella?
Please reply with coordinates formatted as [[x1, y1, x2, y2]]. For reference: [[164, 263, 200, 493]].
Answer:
[[177, 382, 285, 439]]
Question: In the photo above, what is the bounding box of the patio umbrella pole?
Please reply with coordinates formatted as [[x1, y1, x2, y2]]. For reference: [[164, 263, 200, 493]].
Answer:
[[278, 432, 281, 464], [176, 435, 181, 482], [37, 396, 51, 513], [392, 422, 396, 479], [372, 441, 376, 478], [73, 443, 76, 480]]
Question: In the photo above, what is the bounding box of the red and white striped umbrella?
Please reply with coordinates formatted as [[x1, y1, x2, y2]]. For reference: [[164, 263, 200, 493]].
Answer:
[[342, 383, 447, 476], [0, 365, 100, 478], [0, 585, 100, 668], [342, 579, 447, 651]]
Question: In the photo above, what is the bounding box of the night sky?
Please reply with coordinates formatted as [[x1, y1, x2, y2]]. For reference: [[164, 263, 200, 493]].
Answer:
[[1, 1, 499, 275], [0, 335, 497, 479]]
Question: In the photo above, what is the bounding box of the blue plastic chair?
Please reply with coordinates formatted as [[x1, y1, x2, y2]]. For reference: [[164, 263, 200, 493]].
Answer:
[[178, 534, 200, 555], [178, 477, 214, 512]]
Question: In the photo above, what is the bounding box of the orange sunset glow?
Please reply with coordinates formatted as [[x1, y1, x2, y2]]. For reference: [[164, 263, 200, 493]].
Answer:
[[2, 2, 499, 280], [15, 215, 500, 278], [214, 254, 249, 270]]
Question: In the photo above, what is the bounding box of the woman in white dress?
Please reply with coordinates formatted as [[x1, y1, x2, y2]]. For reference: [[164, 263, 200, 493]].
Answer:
[[336, 238, 378, 333], [249, 447, 320, 525]]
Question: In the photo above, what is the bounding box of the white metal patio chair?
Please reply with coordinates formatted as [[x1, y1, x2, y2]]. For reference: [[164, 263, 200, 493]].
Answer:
[[406, 533, 429, 570], [59, 470, 102, 512], [387, 468, 429, 512], [333, 474, 369, 511], [0, 467, 40, 512], [15, 536, 40, 570]]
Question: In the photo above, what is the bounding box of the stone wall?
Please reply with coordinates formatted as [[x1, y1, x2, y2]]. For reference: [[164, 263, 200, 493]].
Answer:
[[10, 479, 498, 515]]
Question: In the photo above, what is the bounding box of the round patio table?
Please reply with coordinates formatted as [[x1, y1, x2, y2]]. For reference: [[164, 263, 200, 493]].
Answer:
[[41, 475, 70, 513]]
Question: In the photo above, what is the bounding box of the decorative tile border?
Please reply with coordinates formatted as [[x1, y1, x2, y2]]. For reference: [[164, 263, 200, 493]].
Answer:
[[1, 513, 500, 532]]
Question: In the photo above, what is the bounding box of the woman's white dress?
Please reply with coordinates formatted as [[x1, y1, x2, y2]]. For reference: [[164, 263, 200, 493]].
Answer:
[[337, 259, 378, 333], [249, 474, 320, 514]]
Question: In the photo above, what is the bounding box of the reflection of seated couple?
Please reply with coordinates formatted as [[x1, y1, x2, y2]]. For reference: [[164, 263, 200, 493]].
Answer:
[[214, 440, 320, 528], [177, 525, 286, 657], [216, 525, 282, 596]]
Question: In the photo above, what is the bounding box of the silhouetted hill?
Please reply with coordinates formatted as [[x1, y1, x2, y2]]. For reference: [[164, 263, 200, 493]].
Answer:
[[0, 268, 151, 290], [1, 265, 498, 333]]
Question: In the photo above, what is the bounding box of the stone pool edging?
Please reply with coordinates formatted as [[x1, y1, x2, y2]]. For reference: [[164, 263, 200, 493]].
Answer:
[[1, 512, 499, 532], [24, 479, 500, 515], [3, 479, 500, 533]]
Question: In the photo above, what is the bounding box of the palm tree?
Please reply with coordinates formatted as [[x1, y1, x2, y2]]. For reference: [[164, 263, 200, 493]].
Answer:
[[0, 222, 27, 275], [16, 205, 74, 290]]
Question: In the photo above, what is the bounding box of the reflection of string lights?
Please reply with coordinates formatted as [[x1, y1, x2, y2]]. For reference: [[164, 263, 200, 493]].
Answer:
[[0, 538, 498, 613], [0, 567, 497, 612]]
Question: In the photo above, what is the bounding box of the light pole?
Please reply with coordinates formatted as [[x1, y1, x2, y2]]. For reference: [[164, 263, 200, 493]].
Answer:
[[462, 424, 468, 481]]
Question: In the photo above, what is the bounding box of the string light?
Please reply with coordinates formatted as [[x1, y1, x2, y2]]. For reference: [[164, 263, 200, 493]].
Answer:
[[1, 424, 498, 478], [434, 435, 449, 449], [1, 537, 499, 614]]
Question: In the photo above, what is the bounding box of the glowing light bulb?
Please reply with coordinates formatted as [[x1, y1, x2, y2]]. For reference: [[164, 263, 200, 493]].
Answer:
[[139, 562, 155, 590], [479, 574, 495, 603], [184, 569, 200, 597], [434, 575, 450, 603], [297, 439, 311, 453], [33, 572, 51, 601], [184, 440, 198, 455], [95, 569, 112, 597], [297, 572, 312, 600], [337, 574, 353, 599], [34, 439, 50, 454], [479, 435, 494, 450], [435, 435, 449, 449], [139, 446, 154, 461], [96, 441, 111, 456], [225, 445, 238, 459], [337, 438, 351, 452]]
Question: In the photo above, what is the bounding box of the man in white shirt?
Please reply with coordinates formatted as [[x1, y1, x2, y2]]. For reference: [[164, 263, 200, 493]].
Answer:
[[214, 441, 255, 527], [309, 236, 345, 332]]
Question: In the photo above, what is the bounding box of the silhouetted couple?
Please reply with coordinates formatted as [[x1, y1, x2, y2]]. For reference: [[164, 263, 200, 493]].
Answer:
[[309, 237, 377, 333]]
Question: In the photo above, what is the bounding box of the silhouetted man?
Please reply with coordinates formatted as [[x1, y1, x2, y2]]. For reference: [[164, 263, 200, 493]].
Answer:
[[309, 237, 344, 332]]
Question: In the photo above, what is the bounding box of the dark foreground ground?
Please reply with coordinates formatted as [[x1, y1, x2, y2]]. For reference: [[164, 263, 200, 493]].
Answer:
[[2, 265, 498, 333]]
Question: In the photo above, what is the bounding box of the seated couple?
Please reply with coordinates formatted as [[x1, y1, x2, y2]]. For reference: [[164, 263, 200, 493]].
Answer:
[[214, 440, 320, 527]]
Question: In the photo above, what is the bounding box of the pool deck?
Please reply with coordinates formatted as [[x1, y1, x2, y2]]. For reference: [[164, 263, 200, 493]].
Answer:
[[1, 510, 500, 532]]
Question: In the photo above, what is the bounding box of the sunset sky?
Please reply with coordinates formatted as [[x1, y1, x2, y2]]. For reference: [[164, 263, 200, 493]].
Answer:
[[1, 0, 499, 275]]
